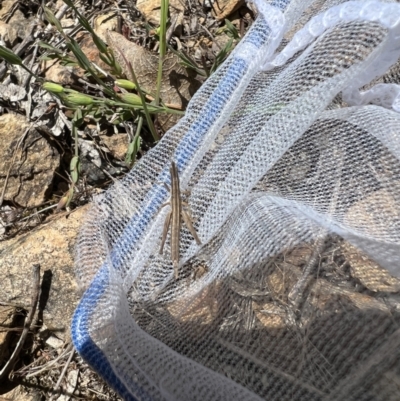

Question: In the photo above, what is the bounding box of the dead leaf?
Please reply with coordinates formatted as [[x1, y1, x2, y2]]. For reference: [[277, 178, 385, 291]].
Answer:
[[345, 187, 400, 238], [167, 283, 220, 325], [0, 385, 36, 401], [107, 31, 200, 108], [267, 263, 299, 302], [310, 279, 390, 313], [284, 244, 313, 266], [342, 242, 400, 293], [0, 82, 26, 102], [106, 31, 201, 130], [252, 301, 286, 329]]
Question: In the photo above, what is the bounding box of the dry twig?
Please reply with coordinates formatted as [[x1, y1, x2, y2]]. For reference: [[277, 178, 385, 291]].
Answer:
[[48, 344, 76, 401]]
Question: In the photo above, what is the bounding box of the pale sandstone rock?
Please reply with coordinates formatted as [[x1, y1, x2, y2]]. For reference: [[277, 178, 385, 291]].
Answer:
[[136, 0, 185, 25], [94, 12, 118, 42], [0, 114, 60, 208], [0, 206, 88, 340], [0, 385, 37, 401]]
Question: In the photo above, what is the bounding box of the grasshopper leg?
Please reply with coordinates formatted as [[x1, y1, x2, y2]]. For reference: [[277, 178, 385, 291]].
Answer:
[[173, 260, 179, 279], [182, 209, 202, 245], [160, 201, 170, 209], [160, 210, 172, 255]]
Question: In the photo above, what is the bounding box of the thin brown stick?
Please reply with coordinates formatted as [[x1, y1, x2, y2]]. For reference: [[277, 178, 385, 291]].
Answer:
[[48, 345, 76, 401], [288, 146, 344, 311], [25, 343, 74, 378], [0, 264, 40, 381], [288, 234, 327, 310]]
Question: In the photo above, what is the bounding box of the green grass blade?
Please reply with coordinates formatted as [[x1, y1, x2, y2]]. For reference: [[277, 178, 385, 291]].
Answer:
[[113, 45, 160, 142], [155, 0, 169, 106]]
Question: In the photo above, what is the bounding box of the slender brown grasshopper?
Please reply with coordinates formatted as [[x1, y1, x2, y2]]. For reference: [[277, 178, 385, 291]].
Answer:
[[159, 161, 202, 278]]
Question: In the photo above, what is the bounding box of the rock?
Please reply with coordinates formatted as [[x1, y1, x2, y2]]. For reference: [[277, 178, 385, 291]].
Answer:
[[0, 206, 87, 340], [345, 187, 400, 240], [136, 0, 185, 26], [60, 17, 75, 35], [209, 0, 245, 20], [45, 335, 64, 350], [342, 242, 400, 293], [0, 114, 60, 208], [43, 61, 81, 86], [43, 30, 112, 86], [77, 32, 110, 72], [0, 305, 17, 366], [94, 13, 118, 42], [56, 369, 79, 401], [0, 0, 15, 19], [100, 133, 129, 160], [0, 21, 18, 48], [0, 385, 37, 401], [7, 9, 33, 43]]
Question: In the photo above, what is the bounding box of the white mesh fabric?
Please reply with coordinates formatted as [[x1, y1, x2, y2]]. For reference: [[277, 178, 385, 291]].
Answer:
[[72, 1, 400, 400]]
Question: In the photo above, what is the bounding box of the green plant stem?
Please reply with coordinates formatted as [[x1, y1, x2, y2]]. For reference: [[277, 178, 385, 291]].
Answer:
[[155, 0, 169, 106], [111, 45, 160, 142], [135, 116, 144, 138], [21, 64, 41, 81], [105, 99, 183, 115], [73, 122, 78, 158], [155, 59, 164, 107], [126, 64, 160, 141], [128, 116, 143, 165]]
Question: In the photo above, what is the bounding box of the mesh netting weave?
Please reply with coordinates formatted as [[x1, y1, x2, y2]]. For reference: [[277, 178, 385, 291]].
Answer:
[[72, 1, 400, 400]]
